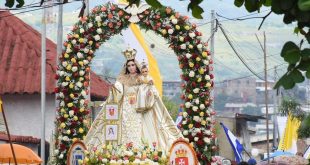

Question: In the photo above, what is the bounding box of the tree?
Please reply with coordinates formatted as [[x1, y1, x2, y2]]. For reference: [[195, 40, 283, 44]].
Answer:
[[162, 96, 180, 120], [279, 98, 310, 138]]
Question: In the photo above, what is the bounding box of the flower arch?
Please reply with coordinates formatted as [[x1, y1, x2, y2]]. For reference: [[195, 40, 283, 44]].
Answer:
[[54, 2, 216, 164]]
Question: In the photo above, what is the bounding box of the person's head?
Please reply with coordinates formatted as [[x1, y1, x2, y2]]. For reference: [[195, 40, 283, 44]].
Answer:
[[125, 59, 141, 74], [238, 162, 249, 165], [141, 65, 148, 76], [247, 158, 257, 165]]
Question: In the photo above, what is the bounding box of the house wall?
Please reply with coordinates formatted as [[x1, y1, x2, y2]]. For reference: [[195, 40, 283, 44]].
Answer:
[[2, 94, 56, 142]]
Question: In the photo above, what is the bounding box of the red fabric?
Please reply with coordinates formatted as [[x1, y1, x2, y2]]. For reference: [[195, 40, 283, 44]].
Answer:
[[0, 11, 109, 99]]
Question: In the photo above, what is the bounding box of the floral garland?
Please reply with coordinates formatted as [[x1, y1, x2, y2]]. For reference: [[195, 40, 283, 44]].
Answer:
[[54, 2, 216, 164], [81, 142, 167, 165]]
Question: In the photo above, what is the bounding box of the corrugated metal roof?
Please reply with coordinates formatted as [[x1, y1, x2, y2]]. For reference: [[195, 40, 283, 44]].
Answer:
[[0, 11, 110, 100]]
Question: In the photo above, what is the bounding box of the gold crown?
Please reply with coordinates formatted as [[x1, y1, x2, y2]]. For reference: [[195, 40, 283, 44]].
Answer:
[[122, 48, 137, 60], [175, 148, 187, 158]]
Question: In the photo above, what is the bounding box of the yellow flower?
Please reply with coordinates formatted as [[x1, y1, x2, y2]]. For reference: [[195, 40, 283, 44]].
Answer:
[[188, 124, 193, 129], [202, 51, 208, 57], [206, 82, 211, 88], [79, 38, 84, 43], [196, 57, 201, 61], [102, 144, 106, 149], [89, 41, 93, 45], [65, 76, 70, 82], [161, 29, 167, 35], [95, 150, 100, 155], [60, 108, 65, 113], [67, 103, 73, 107], [74, 34, 79, 38], [84, 157, 89, 162], [79, 77, 84, 81], [189, 62, 194, 68], [64, 114, 69, 118], [70, 93, 75, 98], [188, 94, 193, 99], [66, 130, 71, 134], [200, 112, 204, 117], [80, 108, 85, 112], [67, 43, 72, 48], [197, 77, 202, 82], [66, 64, 72, 71], [201, 120, 207, 126], [73, 116, 78, 121], [71, 58, 76, 63], [107, 144, 112, 150], [78, 61, 84, 66], [170, 15, 175, 19], [79, 128, 84, 134], [72, 138, 78, 142], [60, 123, 66, 128], [83, 120, 88, 124], [189, 44, 193, 49], [83, 135, 86, 140], [184, 25, 190, 30], [198, 68, 204, 74], [78, 160, 83, 164], [69, 83, 74, 89], [175, 25, 180, 30], [64, 53, 69, 58]]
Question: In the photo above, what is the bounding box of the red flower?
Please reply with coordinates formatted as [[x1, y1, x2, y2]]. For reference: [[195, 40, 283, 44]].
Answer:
[[118, 10, 124, 16], [54, 87, 60, 93], [101, 6, 107, 12], [197, 139, 205, 146]]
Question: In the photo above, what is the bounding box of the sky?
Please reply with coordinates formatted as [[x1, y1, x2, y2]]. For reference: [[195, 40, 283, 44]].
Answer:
[[2, 0, 303, 82]]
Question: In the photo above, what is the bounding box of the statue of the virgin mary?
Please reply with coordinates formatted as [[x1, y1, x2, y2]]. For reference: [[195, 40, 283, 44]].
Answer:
[[84, 48, 183, 150]]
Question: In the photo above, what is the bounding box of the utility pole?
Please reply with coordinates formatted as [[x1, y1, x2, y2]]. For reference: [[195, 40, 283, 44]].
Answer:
[[210, 10, 215, 109], [263, 32, 270, 164], [273, 66, 278, 149], [41, 4, 47, 165]]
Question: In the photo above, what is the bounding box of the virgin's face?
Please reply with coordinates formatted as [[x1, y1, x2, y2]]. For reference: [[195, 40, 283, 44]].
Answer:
[[127, 61, 137, 74]]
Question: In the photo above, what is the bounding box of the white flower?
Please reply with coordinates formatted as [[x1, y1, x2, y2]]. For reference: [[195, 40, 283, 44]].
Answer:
[[203, 60, 209, 65], [168, 29, 174, 34], [80, 99, 85, 105], [180, 44, 186, 49], [193, 106, 198, 112], [204, 146, 208, 151], [185, 102, 191, 108], [206, 130, 211, 135], [75, 82, 82, 88], [94, 34, 100, 41], [133, 159, 141, 163], [72, 66, 78, 72], [62, 61, 68, 67], [205, 75, 211, 80], [63, 136, 69, 141], [183, 130, 189, 135], [179, 36, 184, 42], [117, 159, 123, 164], [96, 28, 102, 34], [195, 128, 201, 133], [77, 52, 83, 59], [207, 56, 212, 60], [199, 104, 205, 110], [182, 121, 187, 125], [183, 112, 188, 117], [71, 39, 77, 44], [81, 90, 87, 97], [69, 110, 74, 117], [84, 48, 89, 53], [206, 117, 211, 121], [186, 53, 191, 59], [193, 116, 200, 122], [110, 160, 117, 163], [171, 18, 178, 24], [59, 71, 65, 76], [54, 149, 59, 155], [102, 158, 108, 163], [60, 101, 65, 107], [189, 71, 195, 77], [193, 88, 200, 93], [194, 137, 199, 141], [197, 44, 202, 49], [189, 44, 193, 49], [59, 92, 64, 98], [195, 99, 199, 105], [204, 137, 211, 144], [61, 82, 68, 87], [95, 16, 102, 22], [66, 47, 72, 53], [79, 70, 85, 76], [88, 23, 93, 28], [123, 160, 129, 164], [59, 154, 64, 159], [83, 60, 89, 65], [189, 32, 196, 38]]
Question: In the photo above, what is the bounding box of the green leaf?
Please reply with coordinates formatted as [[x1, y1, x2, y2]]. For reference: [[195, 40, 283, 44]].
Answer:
[[190, 5, 204, 19], [306, 68, 310, 79], [289, 69, 305, 83], [16, 0, 24, 8], [263, 0, 272, 6], [300, 48, 310, 60], [298, 0, 310, 11], [145, 0, 162, 8], [234, 0, 245, 7], [245, 0, 259, 12], [5, 0, 14, 8], [281, 41, 301, 64], [294, 27, 300, 34], [274, 74, 295, 89], [297, 59, 310, 71]]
